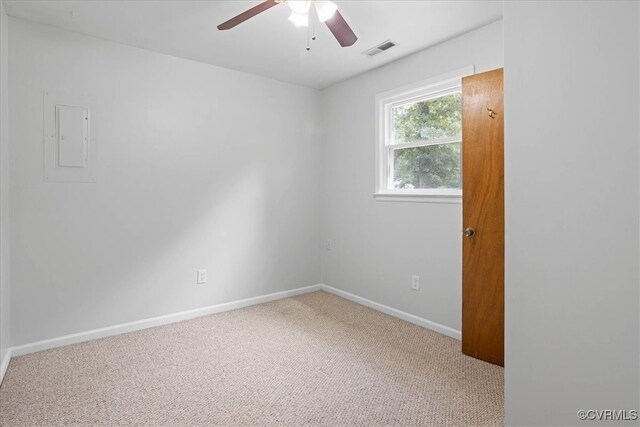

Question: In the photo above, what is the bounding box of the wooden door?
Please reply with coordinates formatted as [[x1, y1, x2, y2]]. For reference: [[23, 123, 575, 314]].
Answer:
[[461, 68, 504, 366]]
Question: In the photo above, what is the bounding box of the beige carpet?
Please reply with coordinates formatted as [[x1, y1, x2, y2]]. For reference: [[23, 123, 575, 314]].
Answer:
[[0, 291, 503, 426]]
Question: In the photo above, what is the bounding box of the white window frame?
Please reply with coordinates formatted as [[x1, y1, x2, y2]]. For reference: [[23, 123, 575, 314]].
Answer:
[[374, 66, 474, 203]]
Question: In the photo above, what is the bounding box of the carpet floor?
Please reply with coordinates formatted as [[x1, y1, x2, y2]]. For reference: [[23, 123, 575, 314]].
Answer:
[[0, 291, 503, 426]]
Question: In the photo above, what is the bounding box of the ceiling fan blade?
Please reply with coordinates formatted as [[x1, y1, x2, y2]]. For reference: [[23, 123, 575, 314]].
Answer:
[[324, 11, 357, 47], [217, 0, 280, 31]]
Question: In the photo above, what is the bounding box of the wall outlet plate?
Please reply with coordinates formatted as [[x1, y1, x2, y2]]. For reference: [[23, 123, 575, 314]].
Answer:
[[411, 275, 420, 291], [197, 269, 207, 284]]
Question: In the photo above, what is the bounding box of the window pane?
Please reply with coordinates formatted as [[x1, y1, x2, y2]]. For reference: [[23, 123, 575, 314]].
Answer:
[[392, 92, 461, 143], [392, 143, 461, 189]]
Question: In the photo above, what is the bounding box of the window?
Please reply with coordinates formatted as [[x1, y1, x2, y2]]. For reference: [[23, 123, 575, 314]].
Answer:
[[375, 67, 473, 202]]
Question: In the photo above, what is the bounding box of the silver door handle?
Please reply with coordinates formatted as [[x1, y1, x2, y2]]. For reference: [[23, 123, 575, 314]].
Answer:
[[464, 227, 476, 238]]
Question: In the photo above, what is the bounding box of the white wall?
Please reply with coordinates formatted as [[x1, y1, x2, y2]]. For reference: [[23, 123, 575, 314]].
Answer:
[[504, 2, 640, 426], [321, 21, 503, 333], [8, 19, 322, 346], [0, 2, 10, 367]]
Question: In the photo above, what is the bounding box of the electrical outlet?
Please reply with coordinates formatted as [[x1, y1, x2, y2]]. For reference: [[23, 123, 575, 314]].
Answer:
[[197, 269, 207, 284], [411, 275, 420, 291], [326, 239, 333, 251]]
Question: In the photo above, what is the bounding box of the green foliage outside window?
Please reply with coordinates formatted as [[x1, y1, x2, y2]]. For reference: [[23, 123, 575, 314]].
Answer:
[[391, 92, 461, 189]]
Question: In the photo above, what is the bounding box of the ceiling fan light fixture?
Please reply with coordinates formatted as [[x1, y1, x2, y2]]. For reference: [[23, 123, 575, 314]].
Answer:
[[217, 0, 356, 48], [315, 1, 338, 22], [288, 11, 309, 27], [288, 0, 311, 14]]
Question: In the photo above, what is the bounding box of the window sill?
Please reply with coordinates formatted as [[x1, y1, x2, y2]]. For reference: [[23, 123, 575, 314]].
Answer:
[[373, 192, 462, 204]]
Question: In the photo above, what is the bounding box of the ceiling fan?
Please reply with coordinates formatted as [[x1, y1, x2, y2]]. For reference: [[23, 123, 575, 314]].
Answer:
[[217, 0, 358, 48]]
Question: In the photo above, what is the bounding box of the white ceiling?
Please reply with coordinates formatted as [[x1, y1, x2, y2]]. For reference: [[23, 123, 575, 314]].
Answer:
[[4, 0, 503, 89]]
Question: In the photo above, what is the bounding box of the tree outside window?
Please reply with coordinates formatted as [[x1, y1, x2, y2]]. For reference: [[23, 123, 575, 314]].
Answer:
[[391, 92, 461, 190]]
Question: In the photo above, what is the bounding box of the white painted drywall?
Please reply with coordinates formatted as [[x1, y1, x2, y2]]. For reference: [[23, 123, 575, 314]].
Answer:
[[320, 21, 503, 332], [504, 2, 640, 426], [8, 18, 322, 346], [0, 2, 10, 366]]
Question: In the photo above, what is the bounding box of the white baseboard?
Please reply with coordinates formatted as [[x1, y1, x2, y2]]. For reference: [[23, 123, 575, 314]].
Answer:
[[11, 284, 322, 357], [0, 348, 11, 385], [5, 282, 460, 376], [319, 284, 462, 340]]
